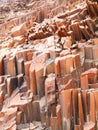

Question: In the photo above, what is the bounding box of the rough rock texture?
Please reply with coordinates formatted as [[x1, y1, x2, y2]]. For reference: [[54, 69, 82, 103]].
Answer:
[[0, 0, 98, 130]]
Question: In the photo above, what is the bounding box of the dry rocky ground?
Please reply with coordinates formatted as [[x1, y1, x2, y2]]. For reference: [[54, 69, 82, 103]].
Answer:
[[0, 0, 98, 130]]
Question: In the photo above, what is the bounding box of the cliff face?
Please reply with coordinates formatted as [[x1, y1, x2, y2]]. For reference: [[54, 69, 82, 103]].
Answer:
[[0, 0, 98, 130]]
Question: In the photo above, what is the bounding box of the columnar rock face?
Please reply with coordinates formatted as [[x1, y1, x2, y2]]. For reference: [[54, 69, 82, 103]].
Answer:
[[0, 0, 98, 129]]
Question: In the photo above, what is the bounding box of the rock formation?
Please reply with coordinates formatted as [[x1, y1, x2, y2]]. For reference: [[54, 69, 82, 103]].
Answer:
[[0, 0, 98, 129]]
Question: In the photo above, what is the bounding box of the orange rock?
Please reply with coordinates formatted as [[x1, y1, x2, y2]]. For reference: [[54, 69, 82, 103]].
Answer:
[[3, 57, 9, 75], [29, 63, 37, 95], [82, 68, 98, 84], [7, 39, 15, 48], [60, 89, 72, 130], [14, 36, 26, 44], [58, 74, 70, 85], [73, 54, 81, 69], [22, 49, 33, 62], [72, 89, 80, 124], [84, 45, 93, 59], [6, 77, 18, 97], [70, 22, 82, 41], [27, 51, 33, 61], [78, 92, 84, 130], [56, 105, 62, 130], [55, 58, 60, 77], [93, 46, 98, 60], [81, 74, 89, 89], [8, 57, 16, 76], [93, 91, 98, 111], [6, 78, 12, 96], [45, 73, 56, 106], [60, 49, 71, 57], [17, 58, 24, 75], [84, 59, 94, 70], [35, 65, 44, 97], [89, 92, 96, 126], [60, 89, 72, 119], [24, 60, 32, 87], [32, 100, 41, 121], [0, 83, 5, 92], [45, 59, 55, 75], [11, 23, 26, 37], [5, 107, 17, 122], [0, 91, 4, 104], [74, 125, 80, 130], [17, 74, 24, 87], [79, 25, 91, 40], [59, 79, 73, 92], [16, 51, 23, 60], [89, 83, 98, 89], [59, 56, 66, 76], [32, 52, 50, 97], [51, 117, 58, 130], [93, 38, 98, 45], [65, 55, 74, 74], [0, 57, 3, 76], [81, 90, 88, 122], [86, 1, 98, 17], [22, 50, 28, 62]]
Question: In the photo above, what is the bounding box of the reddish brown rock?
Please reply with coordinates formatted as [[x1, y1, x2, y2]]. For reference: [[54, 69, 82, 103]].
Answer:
[[29, 63, 37, 95], [73, 54, 81, 69], [93, 46, 98, 60], [8, 57, 16, 76], [55, 58, 60, 77], [59, 56, 66, 76], [84, 45, 93, 60], [81, 90, 88, 122], [17, 58, 24, 75], [0, 0, 98, 129], [24, 60, 32, 87], [16, 111, 22, 124], [51, 117, 58, 130], [32, 100, 41, 121], [65, 55, 74, 74], [0, 91, 4, 104], [78, 92, 84, 130], [60, 89, 72, 129], [93, 38, 98, 45], [11, 23, 27, 37], [70, 22, 82, 41], [45, 73, 56, 107], [90, 92, 96, 129], [74, 125, 80, 130], [72, 89, 80, 124], [81, 74, 89, 89], [56, 105, 62, 130], [0, 57, 3, 76]]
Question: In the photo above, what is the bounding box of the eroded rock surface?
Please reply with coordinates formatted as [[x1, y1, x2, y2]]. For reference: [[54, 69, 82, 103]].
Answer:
[[0, 0, 98, 130]]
